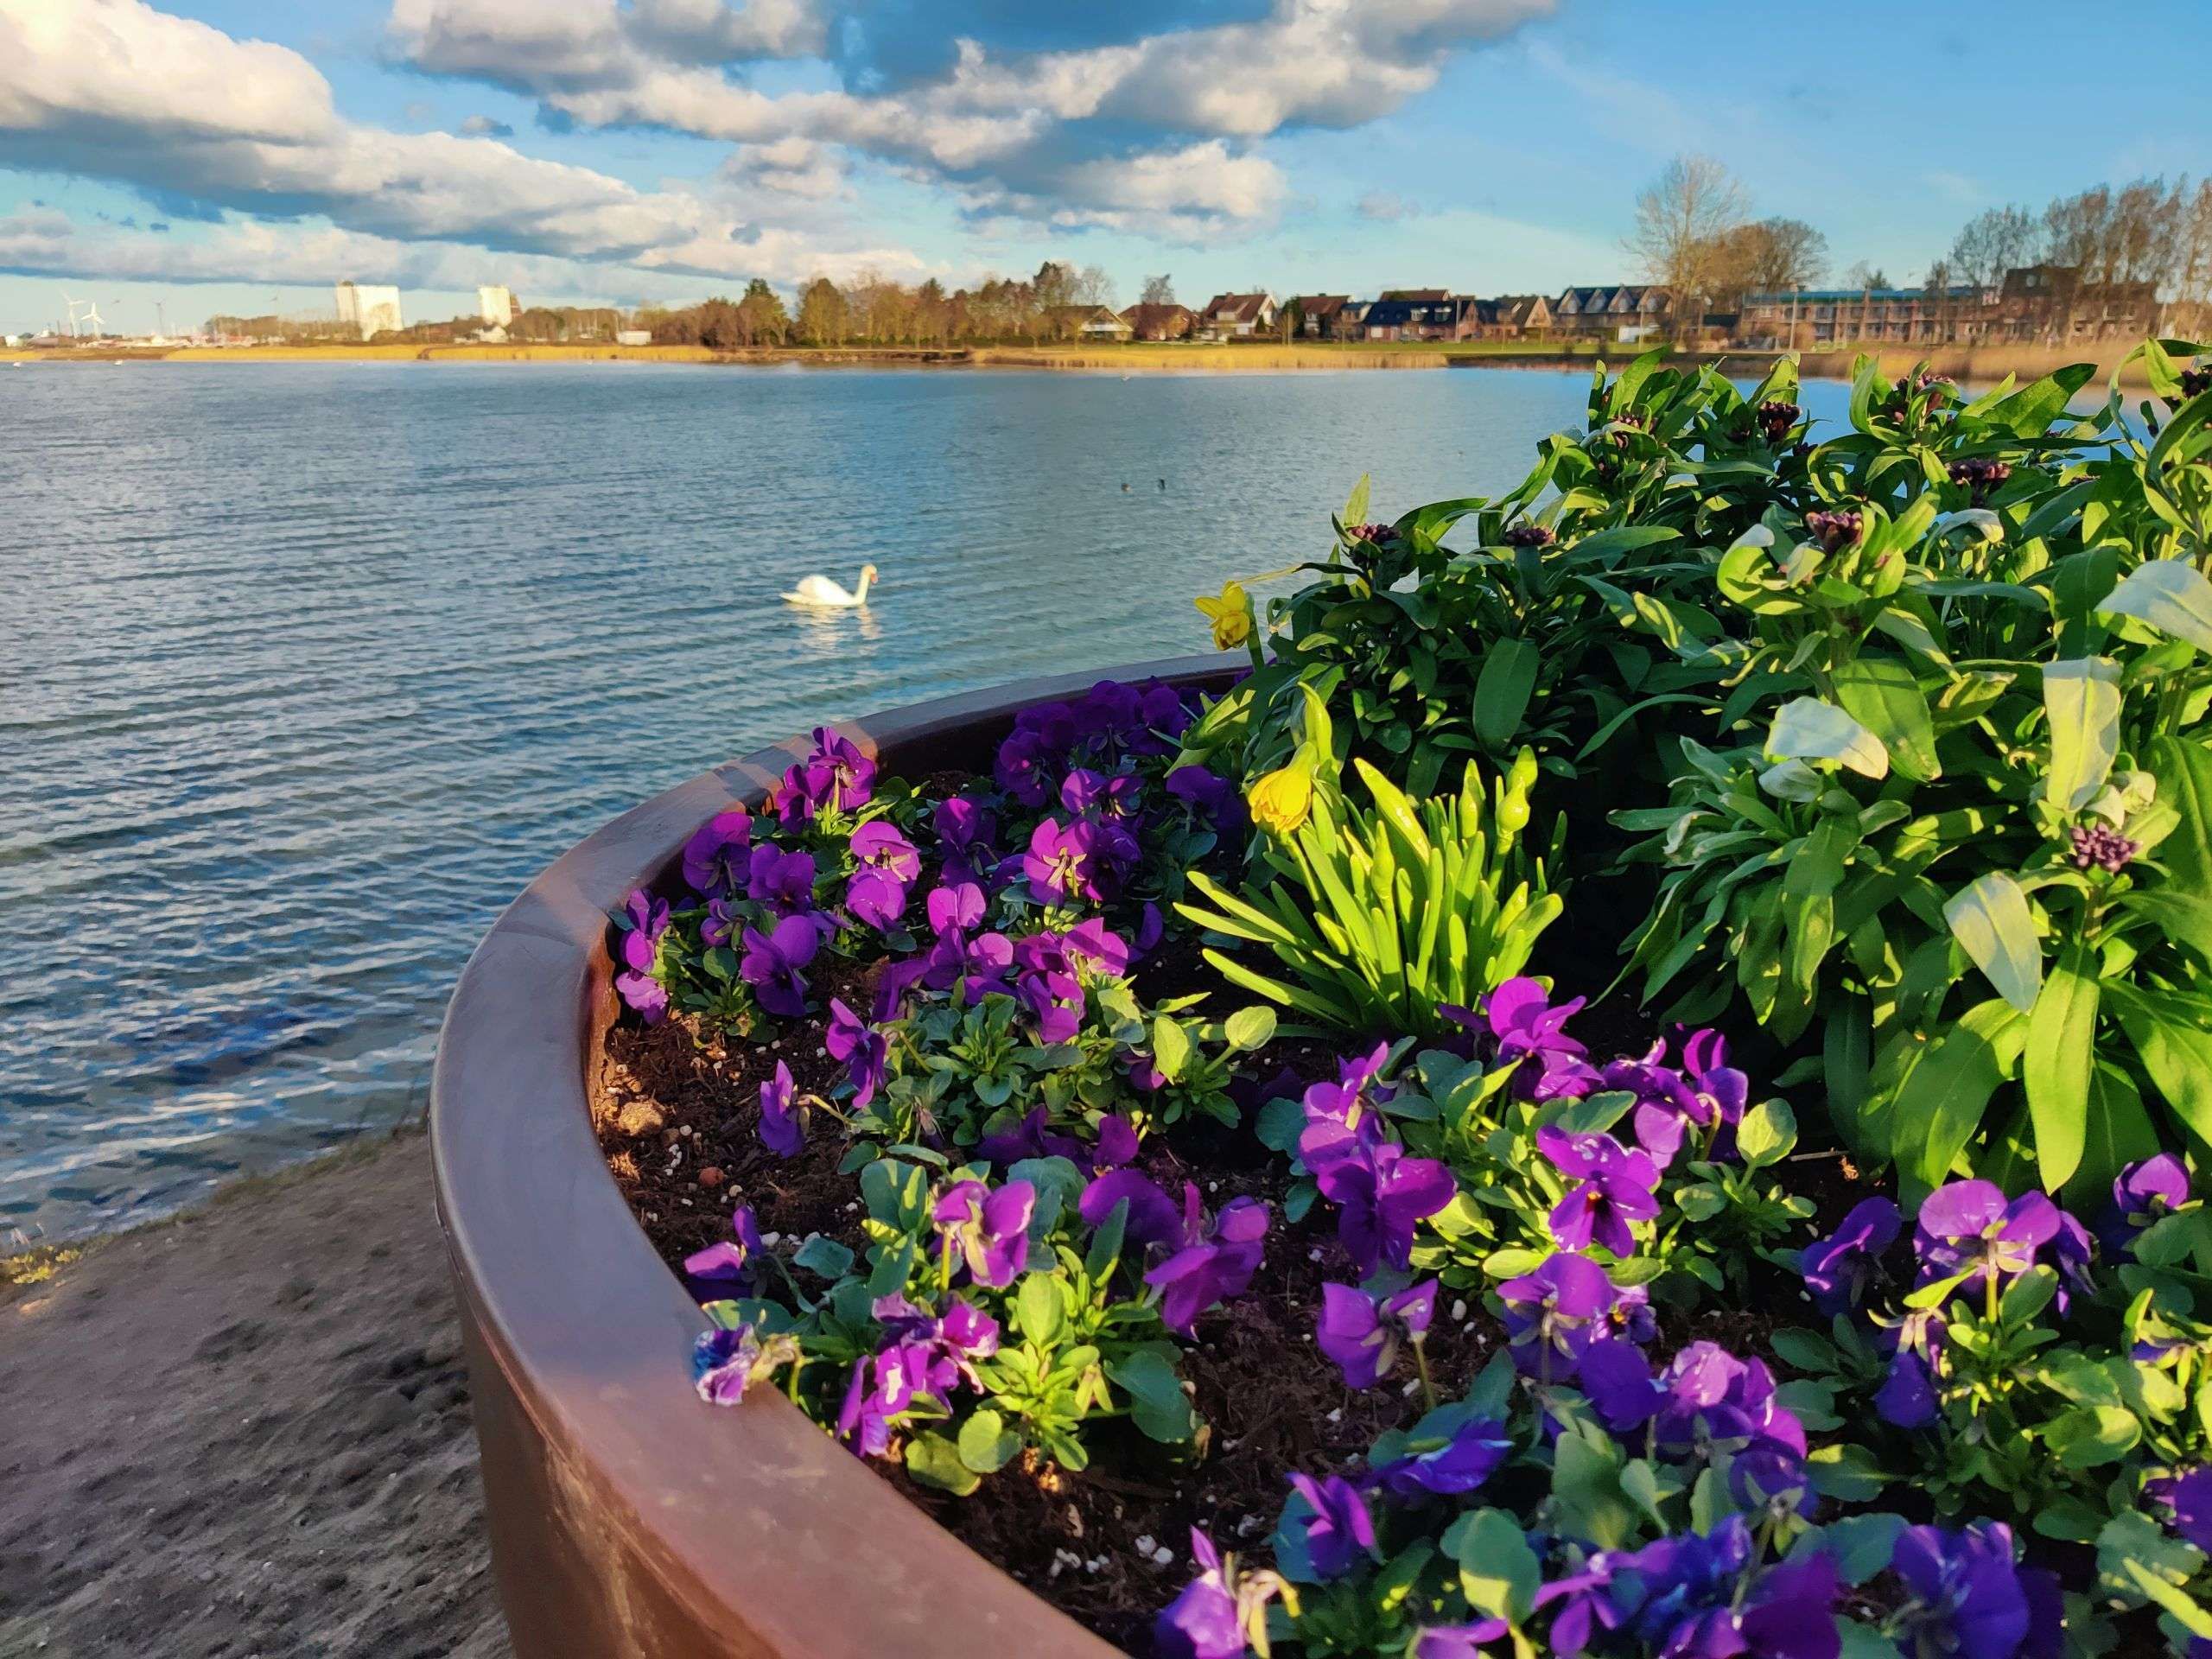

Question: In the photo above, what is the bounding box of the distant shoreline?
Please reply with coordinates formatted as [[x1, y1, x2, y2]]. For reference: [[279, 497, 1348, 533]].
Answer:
[[0, 338, 2157, 385]]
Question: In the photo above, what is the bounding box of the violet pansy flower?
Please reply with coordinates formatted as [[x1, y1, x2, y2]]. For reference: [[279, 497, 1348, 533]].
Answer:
[[1800, 1196, 1902, 1317], [1313, 1140, 1454, 1276], [1147, 1194, 1268, 1333], [680, 807, 753, 897], [614, 889, 671, 1022], [739, 913, 819, 1018], [1284, 1472, 1376, 1580], [1537, 1125, 1660, 1257], [683, 1205, 767, 1294], [1316, 1280, 1436, 1390], [1497, 1251, 1614, 1380], [1154, 1530, 1284, 1659], [849, 819, 919, 880], [931, 1179, 1035, 1289], [692, 1322, 783, 1407], [1913, 1180, 2062, 1302], [1874, 1307, 1946, 1428], [1078, 1167, 1184, 1254], [745, 844, 817, 915], [756, 1058, 804, 1157], [824, 997, 887, 1110], [1890, 1522, 2058, 1659], [2149, 1467, 2212, 1553], [844, 866, 907, 931], [2103, 1153, 2191, 1253], [1023, 816, 1112, 906], [1466, 976, 1602, 1099], [1367, 1415, 1511, 1499]]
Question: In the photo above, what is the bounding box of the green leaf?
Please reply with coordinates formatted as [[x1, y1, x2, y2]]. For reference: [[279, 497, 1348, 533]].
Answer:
[[1104, 1348, 1196, 1443], [2068, 1064, 2162, 1212], [2150, 735, 2212, 899], [2045, 1403, 2141, 1469], [1446, 1508, 1541, 1623], [1806, 1441, 1889, 1502], [2023, 943, 2098, 1190], [1943, 873, 2043, 1012], [2042, 658, 2122, 811], [1833, 657, 1940, 783], [1767, 697, 1889, 779], [2098, 1510, 2205, 1610], [1889, 1000, 2029, 1187], [1223, 1005, 1278, 1053], [1340, 473, 1372, 529], [1151, 1014, 1192, 1083], [2109, 984, 2212, 1146], [2102, 559, 2212, 652], [905, 1431, 982, 1496], [957, 1409, 1021, 1474], [1475, 638, 1541, 747], [1986, 362, 2094, 438], [2120, 890, 2212, 967], [1734, 1099, 1797, 1168], [1834, 1618, 1898, 1659], [1808, 1513, 1908, 1586], [791, 1235, 855, 1279], [1015, 1272, 1066, 1347]]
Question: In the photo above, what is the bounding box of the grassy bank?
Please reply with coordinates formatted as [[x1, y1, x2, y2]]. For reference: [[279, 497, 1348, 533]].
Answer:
[[0, 337, 2165, 384]]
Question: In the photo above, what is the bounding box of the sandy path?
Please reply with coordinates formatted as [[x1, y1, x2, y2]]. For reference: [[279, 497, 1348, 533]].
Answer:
[[0, 1134, 510, 1658]]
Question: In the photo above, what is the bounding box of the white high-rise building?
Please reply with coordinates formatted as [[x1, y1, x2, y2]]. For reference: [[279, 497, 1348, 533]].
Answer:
[[334, 281, 403, 340], [477, 285, 517, 327]]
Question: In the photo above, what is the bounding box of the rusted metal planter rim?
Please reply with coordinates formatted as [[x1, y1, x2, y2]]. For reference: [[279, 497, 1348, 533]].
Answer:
[[431, 652, 1233, 1657]]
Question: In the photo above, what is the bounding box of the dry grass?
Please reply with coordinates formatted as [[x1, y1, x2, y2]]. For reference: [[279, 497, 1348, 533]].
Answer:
[[972, 343, 1450, 370]]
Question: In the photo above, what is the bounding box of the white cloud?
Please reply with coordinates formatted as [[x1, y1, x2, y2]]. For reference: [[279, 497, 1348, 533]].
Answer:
[[390, 0, 1557, 234], [0, 0, 925, 287]]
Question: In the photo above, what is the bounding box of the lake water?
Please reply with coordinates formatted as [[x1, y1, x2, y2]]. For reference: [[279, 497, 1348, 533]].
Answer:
[[0, 362, 1857, 1241]]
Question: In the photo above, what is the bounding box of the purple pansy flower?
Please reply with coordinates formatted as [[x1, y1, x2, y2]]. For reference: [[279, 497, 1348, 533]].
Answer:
[[931, 1179, 1035, 1288], [824, 997, 887, 1110], [740, 913, 819, 1017], [994, 729, 1054, 808], [1534, 1554, 1629, 1656], [1367, 1416, 1512, 1499], [756, 1058, 804, 1157], [2103, 1153, 2191, 1252], [1622, 1516, 1840, 1659], [1874, 1307, 1946, 1428], [1298, 1044, 1395, 1170], [1316, 1280, 1436, 1389], [870, 1293, 1001, 1388], [1537, 1126, 1661, 1257], [1891, 1522, 2058, 1659], [1465, 976, 1602, 1099], [683, 1205, 767, 1294], [1498, 1252, 1616, 1380], [803, 727, 875, 813], [849, 819, 919, 880], [1165, 763, 1243, 830], [1155, 1530, 1283, 1659], [1285, 1473, 1376, 1580], [691, 1322, 768, 1406], [680, 807, 753, 897], [2149, 1468, 2212, 1553], [1023, 817, 1113, 906], [1800, 1196, 1902, 1317], [927, 880, 987, 936], [836, 1338, 955, 1458], [1147, 1194, 1268, 1333], [614, 889, 671, 1022], [745, 844, 818, 915], [844, 866, 908, 931], [1602, 1281, 1657, 1345], [1313, 1140, 1455, 1276], [1579, 1340, 1806, 1469], [976, 1105, 1081, 1168], [1914, 1180, 2062, 1302], [1079, 1167, 1185, 1254]]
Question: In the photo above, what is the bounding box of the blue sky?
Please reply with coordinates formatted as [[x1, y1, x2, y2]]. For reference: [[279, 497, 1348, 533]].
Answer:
[[0, 0, 2202, 336]]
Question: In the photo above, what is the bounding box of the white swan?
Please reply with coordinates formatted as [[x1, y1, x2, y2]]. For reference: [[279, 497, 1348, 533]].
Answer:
[[783, 563, 878, 608]]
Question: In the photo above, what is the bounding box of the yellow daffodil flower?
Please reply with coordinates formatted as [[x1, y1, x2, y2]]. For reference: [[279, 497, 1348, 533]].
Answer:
[[1193, 581, 1253, 652], [1248, 760, 1314, 836]]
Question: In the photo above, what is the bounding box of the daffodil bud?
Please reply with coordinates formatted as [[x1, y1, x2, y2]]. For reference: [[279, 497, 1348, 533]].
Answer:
[[1248, 760, 1314, 836]]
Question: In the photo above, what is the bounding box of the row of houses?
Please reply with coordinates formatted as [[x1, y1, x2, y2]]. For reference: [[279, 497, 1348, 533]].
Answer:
[[1052, 264, 2163, 350], [1050, 285, 1678, 345]]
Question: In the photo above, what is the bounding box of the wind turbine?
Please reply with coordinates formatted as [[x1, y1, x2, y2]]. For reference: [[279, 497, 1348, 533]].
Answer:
[[79, 301, 105, 338], [60, 289, 87, 338]]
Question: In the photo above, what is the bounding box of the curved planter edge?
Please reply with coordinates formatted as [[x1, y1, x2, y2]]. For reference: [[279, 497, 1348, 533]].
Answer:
[[432, 652, 1235, 1658]]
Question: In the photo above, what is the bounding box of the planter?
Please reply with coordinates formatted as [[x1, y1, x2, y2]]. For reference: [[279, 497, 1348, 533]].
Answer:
[[431, 654, 1231, 1659]]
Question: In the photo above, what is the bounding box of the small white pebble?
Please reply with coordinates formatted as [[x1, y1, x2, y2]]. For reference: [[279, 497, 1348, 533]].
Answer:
[[1047, 1561, 1065, 1580], [845, 1200, 860, 1212], [1134, 1535, 1156, 1554], [1325, 1408, 1342, 1424], [1207, 1180, 1218, 1192], [1306, 1247, 1322, 1262], [1402, 1379, 1421, 1396], [1152, 1546, 1175, 1567], [1451, 1299, 1468, 1321], [761, 1231, 782, 1246]]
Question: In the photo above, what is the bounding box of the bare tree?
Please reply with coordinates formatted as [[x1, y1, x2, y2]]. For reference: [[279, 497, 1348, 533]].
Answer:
[[1076, 264, 1116, 308], [1711, 216, 1827, 304], [1140, 274, 1176, 307], [1626, 155, 1751, 331], [1946, 205, 2043, 290]]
